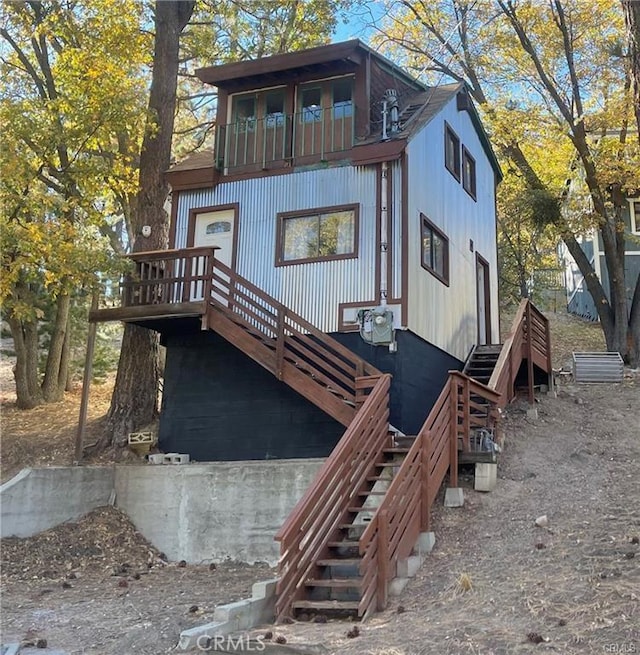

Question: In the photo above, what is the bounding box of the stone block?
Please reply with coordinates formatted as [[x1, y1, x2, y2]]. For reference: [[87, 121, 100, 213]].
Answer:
[[444, 487, 464, 507], [474, 462, 497, 492]]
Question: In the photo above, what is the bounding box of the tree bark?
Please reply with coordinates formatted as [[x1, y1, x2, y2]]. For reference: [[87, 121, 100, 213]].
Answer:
[[105, 0, 195, 451], [42, 291, 71, 401], [7, 315, 42, 409]]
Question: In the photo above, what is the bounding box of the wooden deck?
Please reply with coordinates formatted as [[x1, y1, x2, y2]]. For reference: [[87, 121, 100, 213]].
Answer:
[[89, 301, 206, 324]]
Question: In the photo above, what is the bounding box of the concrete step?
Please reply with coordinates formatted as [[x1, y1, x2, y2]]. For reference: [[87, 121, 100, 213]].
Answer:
[[317, 558, 361, 567], [328, 540, 360, 548]]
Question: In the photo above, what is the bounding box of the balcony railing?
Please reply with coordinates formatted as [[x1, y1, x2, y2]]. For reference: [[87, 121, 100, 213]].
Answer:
[[215, 107, 354, 172]]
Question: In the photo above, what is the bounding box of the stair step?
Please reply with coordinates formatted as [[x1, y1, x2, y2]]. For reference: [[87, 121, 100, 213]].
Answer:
[[347, 507, 372, 514], [292, 600, 360, 611], [383, 447, 410, 454], [366, 475, 390, 482], [357, 490, 386, 497], [317, 558, 362, 567], [328, 540, 360, 548], [374, 461, 403, 468], [338, 523, 368, 532], [305, 578, 363, 588]]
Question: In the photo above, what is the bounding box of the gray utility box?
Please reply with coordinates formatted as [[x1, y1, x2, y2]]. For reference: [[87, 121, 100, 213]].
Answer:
[[572, 352, 624, 383]]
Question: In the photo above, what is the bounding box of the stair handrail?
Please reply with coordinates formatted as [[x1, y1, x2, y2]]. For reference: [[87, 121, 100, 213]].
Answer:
[[488, 298, 551, 406], [358, 369, 501, 613], [208, 258, 381, 399], [274, 373, 392, 621]]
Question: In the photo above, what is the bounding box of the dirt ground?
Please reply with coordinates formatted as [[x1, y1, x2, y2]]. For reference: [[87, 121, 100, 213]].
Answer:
[[1, 312, 638, 653]]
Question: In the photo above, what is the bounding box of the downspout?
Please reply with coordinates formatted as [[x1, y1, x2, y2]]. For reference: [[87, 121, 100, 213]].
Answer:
[[380, 161, 389, 307]]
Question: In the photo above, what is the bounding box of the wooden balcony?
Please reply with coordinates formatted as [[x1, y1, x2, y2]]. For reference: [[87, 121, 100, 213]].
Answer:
[[215, 107, 354, 173], [89, 247, 217, 325]]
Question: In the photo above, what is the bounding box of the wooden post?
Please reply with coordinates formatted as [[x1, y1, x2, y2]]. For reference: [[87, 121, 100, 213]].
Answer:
[[448, 377, 459, 487], [74, 291, 99, 464], [526, 302, 535, 406], [275, 304, 285, 380], [200, 249, 215, 331], [420, 431, 431, 531], [377, 510, 389, 611], [462, 376, 470, 453]]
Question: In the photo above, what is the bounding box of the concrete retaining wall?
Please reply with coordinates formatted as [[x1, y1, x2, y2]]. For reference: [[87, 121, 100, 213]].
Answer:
[[1, 460, 323, 566], [115, 459, 323, 566], [0, 466, 115, 538]]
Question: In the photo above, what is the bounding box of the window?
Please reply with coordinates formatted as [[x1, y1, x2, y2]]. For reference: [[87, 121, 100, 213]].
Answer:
[[630, 198, 640, 235], [462, 146, 476, 199], [333, 78, 353, 120], [301, 87, 322, 123], [233, 95, 256, 132], [265, 90, 285, 128], [277, 205, 358, 265], [444, 123, 460, 181], [205, 221, 231, 235], [421, 214, 449, 285]]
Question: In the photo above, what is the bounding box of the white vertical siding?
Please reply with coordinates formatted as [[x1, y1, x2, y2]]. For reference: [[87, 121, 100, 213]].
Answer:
[[406, 97, 499, 360], [176, 166, 378, 332]]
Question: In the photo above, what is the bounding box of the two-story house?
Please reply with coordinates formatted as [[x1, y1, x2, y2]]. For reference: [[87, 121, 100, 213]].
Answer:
[[90, 39, 553, 621], [108, 40, 503, 461]]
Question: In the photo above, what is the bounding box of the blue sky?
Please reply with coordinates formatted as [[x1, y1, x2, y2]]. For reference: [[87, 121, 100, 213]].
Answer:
[[332, 2, 386, 44]]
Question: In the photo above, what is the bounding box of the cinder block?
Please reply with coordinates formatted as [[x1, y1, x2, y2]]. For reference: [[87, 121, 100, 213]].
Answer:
[[526, 407, 538, 420], [444, 487, 464, 507], [388, 576, 409, 596], [396, 554, 421, 578], [148, 453, 165, 464], [164, 453, 190, 464], [475, 462, 497, 492], [213, 599, 252, 631], [415, 531, 436, 554]]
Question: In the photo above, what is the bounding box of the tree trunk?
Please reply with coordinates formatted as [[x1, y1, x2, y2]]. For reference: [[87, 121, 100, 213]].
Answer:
[[42, 291, 71, 402], [7, 316, 42, 409], [105, 0, 195, 450]]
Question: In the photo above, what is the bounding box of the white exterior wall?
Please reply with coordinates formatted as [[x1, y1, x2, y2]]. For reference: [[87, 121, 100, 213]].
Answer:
[[406, 98, 499, 360], [176, 166, 380, 333]]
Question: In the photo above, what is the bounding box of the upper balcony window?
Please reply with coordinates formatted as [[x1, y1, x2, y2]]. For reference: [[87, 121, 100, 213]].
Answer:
[[265, 90, 285, 128], [332, 78, 353, 120], [301, 87, 323, 123], [233, 95, 256, 132]]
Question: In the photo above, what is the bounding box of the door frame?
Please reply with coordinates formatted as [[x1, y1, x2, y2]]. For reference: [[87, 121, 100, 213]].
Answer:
[[187, 203, 240, 272], [475, 252, 492, 344]]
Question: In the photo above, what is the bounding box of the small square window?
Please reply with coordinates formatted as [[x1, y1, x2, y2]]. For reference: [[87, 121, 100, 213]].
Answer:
[[444, 123, 460, 181], [421, 214, 449, 285], [462, 146, 476, 200], [277, 205, 359, 265]]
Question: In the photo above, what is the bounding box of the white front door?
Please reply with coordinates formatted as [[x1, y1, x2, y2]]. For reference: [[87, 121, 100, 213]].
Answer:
[[191, 208, 235, 302]]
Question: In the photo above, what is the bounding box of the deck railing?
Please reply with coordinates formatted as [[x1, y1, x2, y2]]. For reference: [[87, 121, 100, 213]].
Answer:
[[215, 107, 354, 171], [274, 374, 391, 620], [359, 371, 500, 613], [488, 298, 551, 406], [122, 247, 217, 307]]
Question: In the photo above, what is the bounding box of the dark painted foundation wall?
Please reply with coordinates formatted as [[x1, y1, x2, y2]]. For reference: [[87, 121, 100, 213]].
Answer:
[[158, 331, 344, 461], [159, 328, 461, 461], [331, 330, 462, 436]]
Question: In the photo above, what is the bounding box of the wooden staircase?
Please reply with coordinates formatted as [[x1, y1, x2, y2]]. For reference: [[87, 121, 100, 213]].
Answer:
[[463, 344, 503, 385], [101, 249, 552, 622]]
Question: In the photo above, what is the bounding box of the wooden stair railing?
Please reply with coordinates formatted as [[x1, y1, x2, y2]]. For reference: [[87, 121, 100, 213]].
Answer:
[[203, 259, 381, 426], [488, 299, 552, 407], [358, 371, 501, 613], [274, 374, 392, 621]]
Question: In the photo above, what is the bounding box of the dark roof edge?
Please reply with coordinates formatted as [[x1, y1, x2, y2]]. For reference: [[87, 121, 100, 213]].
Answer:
[[196, 39, 427, 92]]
